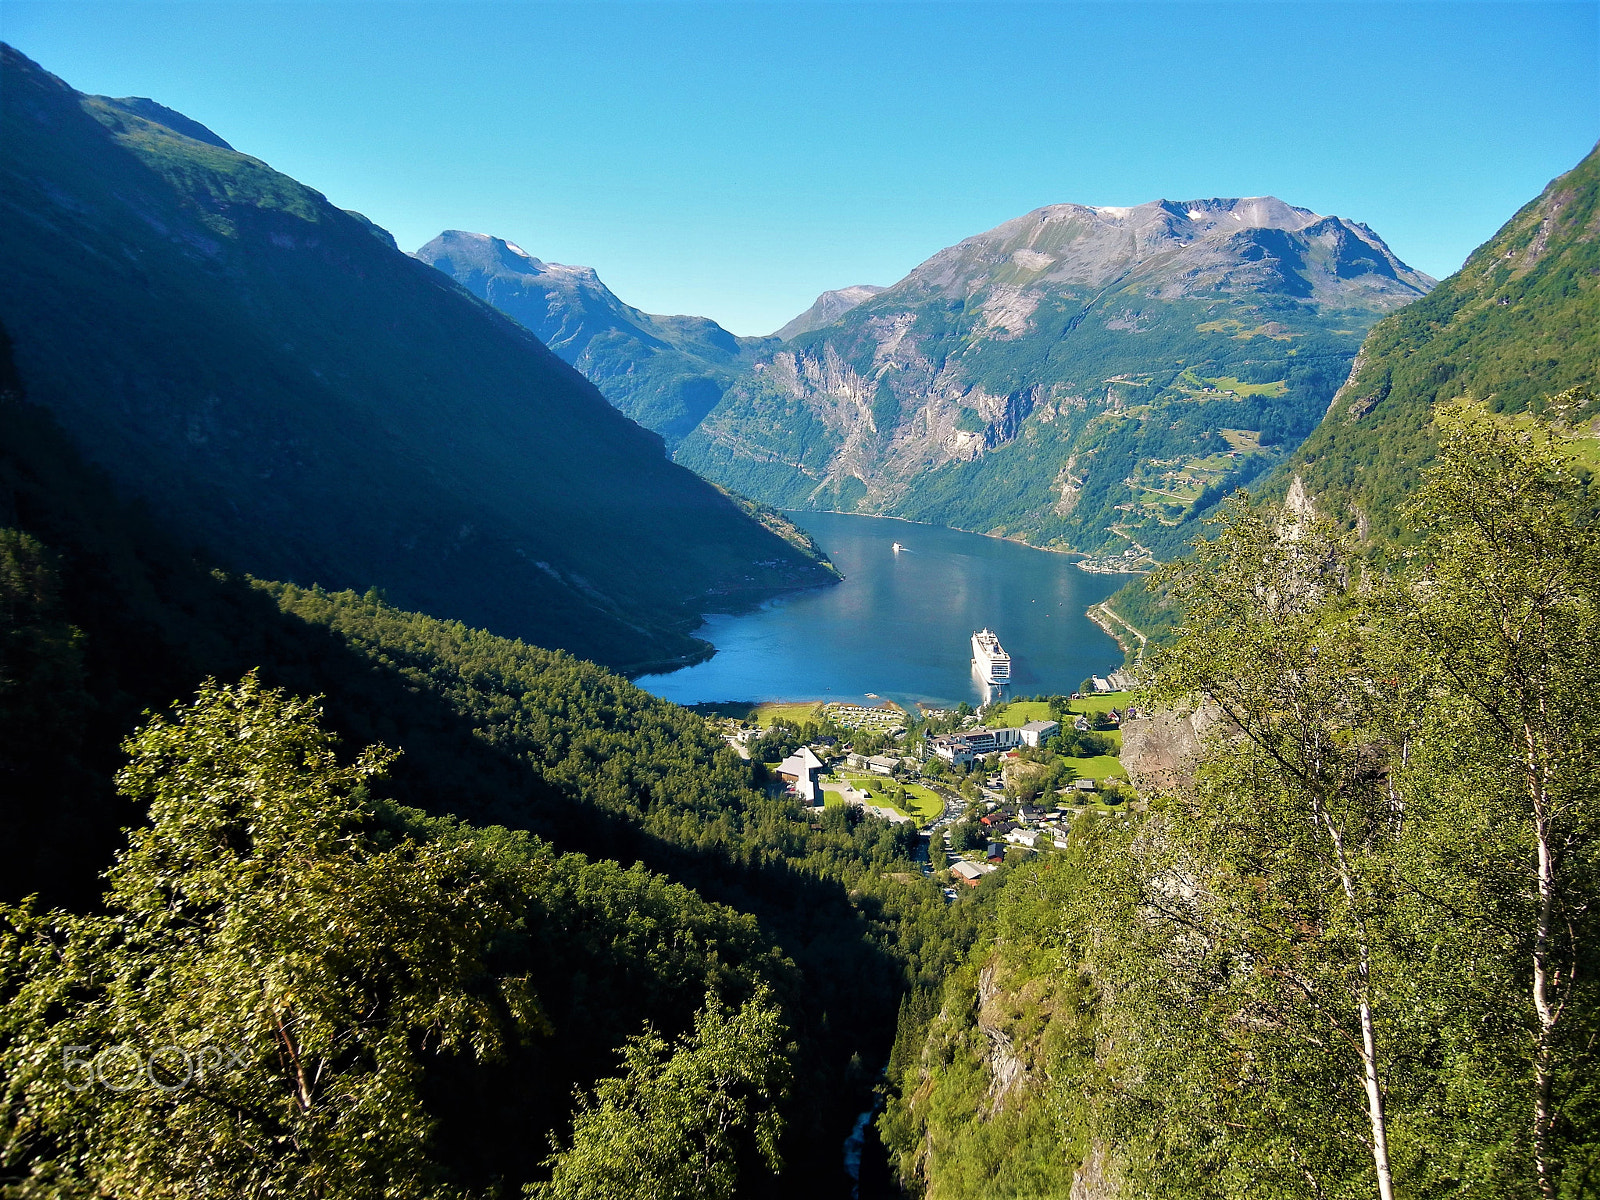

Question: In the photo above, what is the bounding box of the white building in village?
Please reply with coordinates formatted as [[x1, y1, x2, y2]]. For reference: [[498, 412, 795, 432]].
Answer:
[[927, 725, 1024, 767], [1019, 719, 1060, 748], [776, 746, 824, 804]]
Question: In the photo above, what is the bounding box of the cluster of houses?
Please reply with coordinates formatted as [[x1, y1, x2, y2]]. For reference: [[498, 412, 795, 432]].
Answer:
[[945, 789, 1115, 886]]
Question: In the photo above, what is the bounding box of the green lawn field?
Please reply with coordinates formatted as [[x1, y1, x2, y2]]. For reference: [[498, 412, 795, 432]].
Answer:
[[1069, 693, 1125, 716], [827, 771, 943, 825], [750, 701, 825, 727], [988, 701, 1055, 727], [1058, 754, 1127, 782]]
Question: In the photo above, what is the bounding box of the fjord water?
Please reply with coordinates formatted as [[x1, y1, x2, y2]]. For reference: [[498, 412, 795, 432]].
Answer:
[[638, 512, 1127, 708]]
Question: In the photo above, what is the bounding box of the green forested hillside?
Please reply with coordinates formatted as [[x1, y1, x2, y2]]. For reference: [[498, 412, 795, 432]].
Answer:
[[1278, 141, 1600, 539], [884, 428, 1600, 1198], [0, 339, 977, 1196], [0, 45, 835, 674]]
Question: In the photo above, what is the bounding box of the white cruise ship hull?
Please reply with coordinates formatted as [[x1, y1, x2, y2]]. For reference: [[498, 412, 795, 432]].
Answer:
[[971, 629, 1011, 686]]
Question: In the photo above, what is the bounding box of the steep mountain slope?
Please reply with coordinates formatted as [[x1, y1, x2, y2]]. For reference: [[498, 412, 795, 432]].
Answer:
[[772, 284, 887, 340], [678, 197, 1432, 565], [0, 46, 835, 672], [1277, 141, 1600, 540], [414, 230, 777, 444]]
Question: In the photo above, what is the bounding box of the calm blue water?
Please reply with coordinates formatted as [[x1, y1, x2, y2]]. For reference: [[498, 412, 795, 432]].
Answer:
[[638, 512, 1128, 709]]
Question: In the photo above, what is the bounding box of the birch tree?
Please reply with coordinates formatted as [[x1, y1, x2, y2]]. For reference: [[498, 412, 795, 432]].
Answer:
[[1395, 399, 1600, 1199], [0, 674, 544, 1198], [1139, 498, 1403, 1200], [531, 990, 790, 1200]]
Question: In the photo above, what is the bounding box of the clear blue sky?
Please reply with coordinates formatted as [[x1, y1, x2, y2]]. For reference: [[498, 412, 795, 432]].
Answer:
[[3, 1, 1596, 334]]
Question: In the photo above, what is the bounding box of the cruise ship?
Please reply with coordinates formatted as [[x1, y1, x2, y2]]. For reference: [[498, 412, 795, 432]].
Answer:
[[971, 628, 1011, 685]]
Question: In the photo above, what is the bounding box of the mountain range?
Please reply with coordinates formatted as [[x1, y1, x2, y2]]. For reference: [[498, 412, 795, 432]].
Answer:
[[414, 235, 894, 444], [675, 195, 1434, 565], [418, 196, 1435, 569], [413, 230, 781, 444], [0, 45, 836, 673]]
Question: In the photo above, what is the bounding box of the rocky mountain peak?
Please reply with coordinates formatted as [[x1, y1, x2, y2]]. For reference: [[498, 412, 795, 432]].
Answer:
[[772, 284, 888, 340], [886, 193, 1431, 308], [416, 230, 607, 290]]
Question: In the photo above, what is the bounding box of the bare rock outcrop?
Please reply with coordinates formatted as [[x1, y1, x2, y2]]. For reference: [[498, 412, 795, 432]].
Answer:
[[1119, 703, 1226, 793], [1071, 1141, 1118, 1200]]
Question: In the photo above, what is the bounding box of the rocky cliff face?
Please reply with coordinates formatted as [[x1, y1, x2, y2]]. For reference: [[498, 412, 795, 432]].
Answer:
[[884, 947, 1112, 1198], [678, 197, 1432, 562], [414, 230, 776, 445], [1120, 702, 1230, 794]]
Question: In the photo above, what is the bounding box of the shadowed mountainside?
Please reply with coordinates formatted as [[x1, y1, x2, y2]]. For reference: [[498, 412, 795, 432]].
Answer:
[[414, 229, 780, 445], [0, 46, 836, 673]]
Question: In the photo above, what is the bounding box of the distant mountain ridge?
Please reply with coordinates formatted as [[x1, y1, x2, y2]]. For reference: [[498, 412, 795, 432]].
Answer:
[[677, 194, 1432, 564], [414, 230, 777, 444], [772, 284, 887, 340], [892, 195, 1429, 307], [0, 44, 836, 672]]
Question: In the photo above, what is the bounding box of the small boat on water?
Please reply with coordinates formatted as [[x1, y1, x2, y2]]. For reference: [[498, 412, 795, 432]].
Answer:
[[892, 541, 903, 552]]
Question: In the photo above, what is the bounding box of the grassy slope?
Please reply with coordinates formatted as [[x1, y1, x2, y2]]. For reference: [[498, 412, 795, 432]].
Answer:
[[0, 46, 834, 673], [1273, 141, 1600, 540], [987, 701, 1055, 727]]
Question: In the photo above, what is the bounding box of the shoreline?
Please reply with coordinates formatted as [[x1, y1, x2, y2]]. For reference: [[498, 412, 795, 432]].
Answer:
[[791, 508, 1093, 562], [1087, 601, 1148, 664], [792, 508, 1155, 573]]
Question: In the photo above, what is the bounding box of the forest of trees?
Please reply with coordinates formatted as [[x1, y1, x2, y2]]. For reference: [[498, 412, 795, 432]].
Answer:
[[882, 401, 1599, 1199], [0, 348, 992, 1197]]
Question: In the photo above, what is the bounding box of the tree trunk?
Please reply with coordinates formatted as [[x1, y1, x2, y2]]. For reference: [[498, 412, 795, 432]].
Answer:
[[1357, 989, 1396, 1200], [1317, 800, 1396, 1200], [1530, 787, 1558, 1200]]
